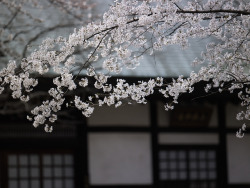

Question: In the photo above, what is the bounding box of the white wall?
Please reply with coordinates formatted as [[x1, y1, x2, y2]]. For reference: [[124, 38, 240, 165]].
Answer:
[[227, 134, 250, 184], [88, 104, 150, 126], [88, 133, 152, 185], [159, 133, 219, 144]]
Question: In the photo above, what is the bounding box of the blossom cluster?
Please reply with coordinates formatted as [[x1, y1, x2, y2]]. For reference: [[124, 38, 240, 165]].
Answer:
[[0, 0, 93, 66], [0, 0, 249, 135]]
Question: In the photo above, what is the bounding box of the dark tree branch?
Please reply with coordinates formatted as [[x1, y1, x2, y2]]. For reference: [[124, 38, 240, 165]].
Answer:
[[3, 9, 20, 29], [176, 9, 250, 15], [22, 24, 77, 57]]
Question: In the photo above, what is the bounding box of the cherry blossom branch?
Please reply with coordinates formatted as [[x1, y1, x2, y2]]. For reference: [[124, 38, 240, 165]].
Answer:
[[176, 9, 250, 15], [0, 0, 249, 135]]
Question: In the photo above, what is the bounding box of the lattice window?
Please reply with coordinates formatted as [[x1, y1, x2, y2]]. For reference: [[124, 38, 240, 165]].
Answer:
[[159, 147, 217, 188], [7, 153, 74, 188]]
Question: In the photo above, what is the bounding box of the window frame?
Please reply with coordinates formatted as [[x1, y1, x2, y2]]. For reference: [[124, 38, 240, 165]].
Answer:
[[158, 145, 219, 188], [1, 150, 75, 188]]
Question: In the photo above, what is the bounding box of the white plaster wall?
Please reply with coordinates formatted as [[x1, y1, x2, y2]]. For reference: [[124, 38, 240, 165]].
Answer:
[[159, 133, 219, 144], [88, 104, 150, 126], [88, 133, 152, 185], [226, 103, 246, 128], [227, 134, 250, 184]]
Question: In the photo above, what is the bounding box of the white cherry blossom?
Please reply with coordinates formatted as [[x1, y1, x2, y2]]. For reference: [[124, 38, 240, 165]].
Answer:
[[0, 0, 249, 134]]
